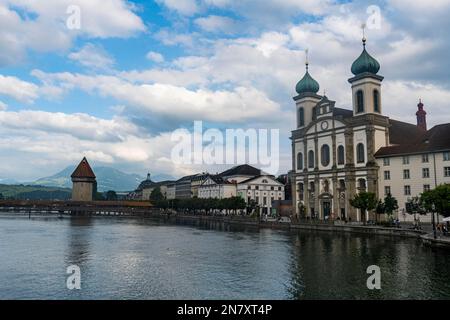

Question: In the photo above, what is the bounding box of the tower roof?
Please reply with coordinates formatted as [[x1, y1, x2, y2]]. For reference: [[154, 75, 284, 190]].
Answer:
[[71, 157, 96, 179], [351, 39, 380, 76], [295, 51, 320, 95], [296, 70, 320, 95]]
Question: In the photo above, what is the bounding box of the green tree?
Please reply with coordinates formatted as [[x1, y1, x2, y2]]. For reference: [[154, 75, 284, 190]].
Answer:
[[105, 190, 118, 201], [420, 184, 450, 218], [383, 193, 399, 219], [150, 187, 165, 203], [0, 193, 4, 200], [349, 192, 378, 225]]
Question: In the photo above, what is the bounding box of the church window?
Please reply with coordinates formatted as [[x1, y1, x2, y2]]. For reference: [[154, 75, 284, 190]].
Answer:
[[308, 150, 315, 168], [337, 145, 345, 165], [321, 144, 330, 166], [297, 153, 303, 170], [356, 90, 364, 113], [356, 143, 365, 164], [373, 90, 380, 112], [298, 107, 305, 127]]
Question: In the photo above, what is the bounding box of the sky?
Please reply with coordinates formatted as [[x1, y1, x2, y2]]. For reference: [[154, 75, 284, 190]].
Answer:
[[0, 0, 449, 182]]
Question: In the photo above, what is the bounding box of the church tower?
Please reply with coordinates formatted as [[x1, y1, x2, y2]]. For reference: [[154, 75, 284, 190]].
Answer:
[[348, 36, 384, 116], [416, 99, 427, 131], [294, 50, 321, 129], [71, 157, 96, 201]]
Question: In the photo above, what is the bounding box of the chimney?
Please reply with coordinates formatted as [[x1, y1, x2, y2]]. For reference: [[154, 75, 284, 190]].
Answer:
[[416, 99, 427, 131]]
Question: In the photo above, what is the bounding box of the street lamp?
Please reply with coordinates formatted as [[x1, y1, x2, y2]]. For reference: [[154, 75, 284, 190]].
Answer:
[[432, 203, 436, 240]]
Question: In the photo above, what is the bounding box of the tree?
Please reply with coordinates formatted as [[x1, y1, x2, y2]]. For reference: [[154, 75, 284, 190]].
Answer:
[[383, 193, 399, 219], [420, 184, 450, 218], [150, 187, 165, 203], [349, 192, 378, 225], [405, 196, 426, 221], [0, 193, 3, 200], [105, 190, 118, 201]]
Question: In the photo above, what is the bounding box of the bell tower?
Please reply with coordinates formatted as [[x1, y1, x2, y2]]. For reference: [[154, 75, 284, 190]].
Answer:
[[348, 27, 384, 116], [294, 50, 321, 129], [416, 99, 427, 131]]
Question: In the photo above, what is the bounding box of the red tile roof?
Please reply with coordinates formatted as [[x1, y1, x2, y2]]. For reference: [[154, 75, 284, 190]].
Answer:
[[71, 157, 96, 179]]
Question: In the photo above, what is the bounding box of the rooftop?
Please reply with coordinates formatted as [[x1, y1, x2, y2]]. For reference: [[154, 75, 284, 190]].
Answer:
[[71, 157, 96, 179], [375, 123, 450, 157]]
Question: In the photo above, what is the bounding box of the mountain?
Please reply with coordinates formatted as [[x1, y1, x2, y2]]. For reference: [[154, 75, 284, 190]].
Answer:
[[32, 166, 146, 192], [0, 184, 71, 200]]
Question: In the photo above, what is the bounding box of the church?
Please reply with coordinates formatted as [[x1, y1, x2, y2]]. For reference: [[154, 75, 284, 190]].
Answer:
[[290, 37, 450, 222]]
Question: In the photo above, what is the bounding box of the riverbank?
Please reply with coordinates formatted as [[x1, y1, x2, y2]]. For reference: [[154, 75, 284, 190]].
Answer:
[[3, 210, 449, 248], [147, 211, 431, 238]]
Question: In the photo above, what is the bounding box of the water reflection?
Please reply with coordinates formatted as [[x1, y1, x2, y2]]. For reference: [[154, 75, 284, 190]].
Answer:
[[65, 217, 93, 266]]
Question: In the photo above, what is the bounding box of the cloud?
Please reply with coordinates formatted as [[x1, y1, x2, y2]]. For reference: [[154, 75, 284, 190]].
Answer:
[[0, 0, 145, 66], [0, 101, 7, 110], [0, 109, 185, 180], [31, 70, 283, 125], [0, 74, 39, 103], [146, 51, 165, 63], [156, 0, 199, 16], [69, 43, 115, 70], [194, 15, 238, 34]]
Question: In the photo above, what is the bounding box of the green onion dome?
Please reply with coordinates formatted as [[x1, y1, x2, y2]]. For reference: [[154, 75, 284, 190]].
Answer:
[[351, 39, 380, 76], [296, 65, 320, 95]]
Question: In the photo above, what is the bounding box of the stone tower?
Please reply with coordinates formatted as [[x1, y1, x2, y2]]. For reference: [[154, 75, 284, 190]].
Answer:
[[416, 99, 427, 131], [71, 157, 96, 201]]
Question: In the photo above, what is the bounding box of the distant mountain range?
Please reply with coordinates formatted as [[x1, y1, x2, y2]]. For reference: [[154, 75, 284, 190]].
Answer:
[[29, 166, 175, 192]]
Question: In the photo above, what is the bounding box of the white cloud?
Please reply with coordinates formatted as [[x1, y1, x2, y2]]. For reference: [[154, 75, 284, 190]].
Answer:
[[69, 43, 115, 70], [156, 0, 199, 15], [194, 15, 237, 33], [0, 74, 39, 103], [0, 109, 185, 179], [0, 0, 145, 66], [146, 51, 165, 63], [0, 101, 7, 110], [31, 70, 283, 124]]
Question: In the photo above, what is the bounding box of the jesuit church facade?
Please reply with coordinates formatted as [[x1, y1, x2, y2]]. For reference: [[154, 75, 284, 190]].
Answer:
[[290, 38, 450, 222]]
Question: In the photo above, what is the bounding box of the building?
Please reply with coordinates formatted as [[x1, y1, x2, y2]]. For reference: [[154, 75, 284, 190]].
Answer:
[[198, 165, 285, 214], [71, 157, 96, 201], [131, 173, 174, 200], [198, 175, 237, 199], [375, 121, 450, 222], [236, 174, 285, 215], [290, 37, 450, 222]]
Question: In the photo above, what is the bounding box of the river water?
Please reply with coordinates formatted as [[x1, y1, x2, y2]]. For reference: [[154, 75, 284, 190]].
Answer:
[[0, 213, 449, 300]]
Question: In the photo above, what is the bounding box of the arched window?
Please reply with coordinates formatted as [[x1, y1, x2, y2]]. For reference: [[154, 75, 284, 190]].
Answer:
[[357, 143, 365, 164], [321, 144, 330, 166], [356, 90, 364, 113], [337, 145, 345, 165], [373, 90, 380, 113], [309, 181, 315, 192], [308, 150, 315, 168], [298, 107, 304, 127], [297, 152, 303, 170]]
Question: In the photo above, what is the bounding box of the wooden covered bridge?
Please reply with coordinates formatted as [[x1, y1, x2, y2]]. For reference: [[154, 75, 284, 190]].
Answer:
[[0, 200, 155, 216]]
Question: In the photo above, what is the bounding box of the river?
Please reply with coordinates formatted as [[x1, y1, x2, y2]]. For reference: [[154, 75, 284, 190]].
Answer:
[[0, 213, 449, 299]]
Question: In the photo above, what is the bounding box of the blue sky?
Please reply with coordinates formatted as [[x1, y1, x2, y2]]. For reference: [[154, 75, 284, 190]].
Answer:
[[0, 0, 449, 182]]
